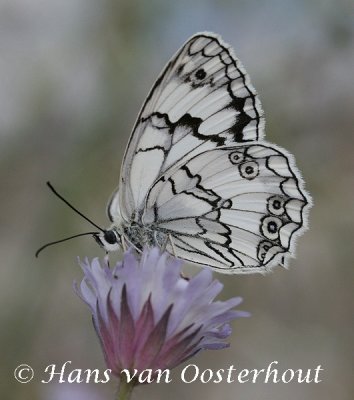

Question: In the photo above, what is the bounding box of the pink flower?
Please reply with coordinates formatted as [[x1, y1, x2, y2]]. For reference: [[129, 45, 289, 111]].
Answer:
[[75, 247, 249, 379]]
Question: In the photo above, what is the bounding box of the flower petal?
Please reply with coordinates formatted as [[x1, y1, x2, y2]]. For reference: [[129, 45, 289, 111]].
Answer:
[[118, 285, 135, 369], [135, 304, 172, 370]]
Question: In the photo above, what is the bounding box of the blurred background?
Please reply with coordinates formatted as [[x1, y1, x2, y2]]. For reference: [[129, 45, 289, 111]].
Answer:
[[1, 0, 353, 399]]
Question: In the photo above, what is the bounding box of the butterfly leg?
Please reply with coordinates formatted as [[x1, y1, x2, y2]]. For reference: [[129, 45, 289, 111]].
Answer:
[[166, 235, 189, 279], [168, 234, 177, 258], [104, 252, 110, 267], [160, 234, 177, 257], [121, 235, 127, 252]]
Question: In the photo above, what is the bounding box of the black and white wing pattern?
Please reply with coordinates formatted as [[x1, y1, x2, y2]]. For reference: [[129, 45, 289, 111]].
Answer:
[[113, 32, 264, 222], [143, 144, 310, 274], [106, 32, 311, 274]]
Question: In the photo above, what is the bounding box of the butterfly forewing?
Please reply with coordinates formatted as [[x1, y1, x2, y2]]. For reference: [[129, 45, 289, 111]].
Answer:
[[116, 33, 264, 222]]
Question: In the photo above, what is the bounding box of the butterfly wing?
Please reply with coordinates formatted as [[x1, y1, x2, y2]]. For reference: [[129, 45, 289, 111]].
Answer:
[[143, 144, 311, 274], [111, 32, 264, 222]]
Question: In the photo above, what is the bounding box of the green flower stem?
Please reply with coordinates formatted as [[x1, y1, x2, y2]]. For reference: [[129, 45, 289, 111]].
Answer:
[[116, 377, 135, 400]]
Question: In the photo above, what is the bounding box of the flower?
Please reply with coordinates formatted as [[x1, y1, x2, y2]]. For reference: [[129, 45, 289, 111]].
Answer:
[[75, 247, 250, 381]]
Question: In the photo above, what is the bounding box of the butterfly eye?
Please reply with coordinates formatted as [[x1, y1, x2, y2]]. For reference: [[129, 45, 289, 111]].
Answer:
[[257, 240, 273, 261], [229, 151, 244, 165], [267, 195, 286, 216], [239, 161, 259, 180], [222, 199, 233, 209], [104, 230, 119, 245], [195, 68, 206, 80], [261, 216, 282, 240]]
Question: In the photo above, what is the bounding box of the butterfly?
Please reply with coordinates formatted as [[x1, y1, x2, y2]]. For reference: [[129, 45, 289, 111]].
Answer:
[[90, 32, 311, 274]]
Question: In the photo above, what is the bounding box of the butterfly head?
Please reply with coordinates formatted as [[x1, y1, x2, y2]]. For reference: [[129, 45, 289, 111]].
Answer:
[[94, 229, 122, 252]]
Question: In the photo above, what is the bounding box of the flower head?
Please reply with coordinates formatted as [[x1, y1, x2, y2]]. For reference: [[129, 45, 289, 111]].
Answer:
[[75, 247, 249, 379]]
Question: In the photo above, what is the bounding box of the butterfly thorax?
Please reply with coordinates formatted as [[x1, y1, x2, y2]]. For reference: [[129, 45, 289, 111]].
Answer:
[[122, 222, 168, 250]]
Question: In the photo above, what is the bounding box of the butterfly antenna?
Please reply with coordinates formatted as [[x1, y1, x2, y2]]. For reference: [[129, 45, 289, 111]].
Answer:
[[35, 232, 99, 258], [46, 181, 104, 231]]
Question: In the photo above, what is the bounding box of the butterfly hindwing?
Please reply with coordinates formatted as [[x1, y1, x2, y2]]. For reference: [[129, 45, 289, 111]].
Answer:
[[143, 144, 310, 273], [115, 33, 264, 222]]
